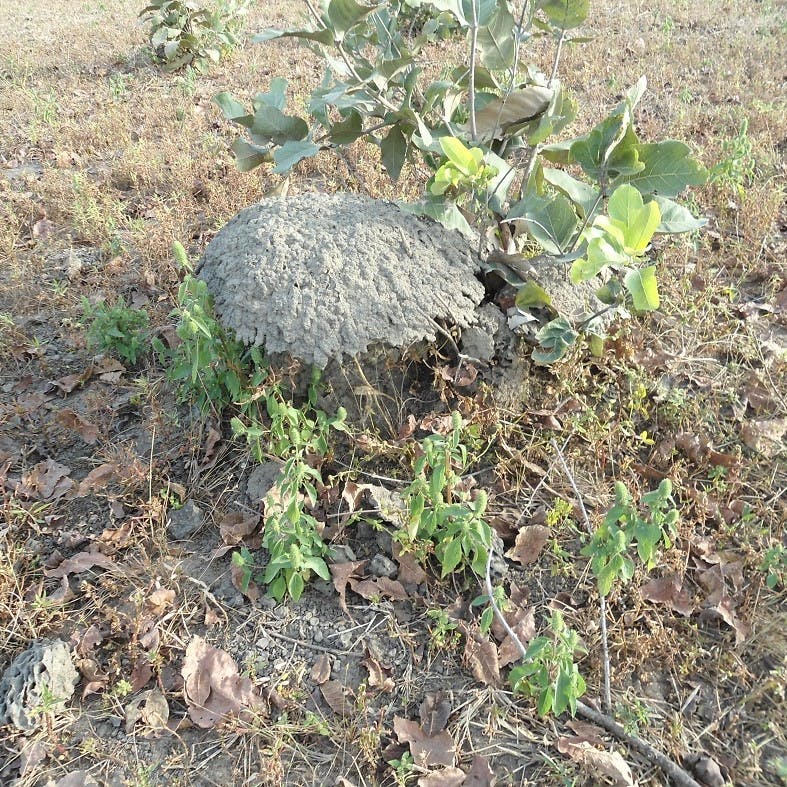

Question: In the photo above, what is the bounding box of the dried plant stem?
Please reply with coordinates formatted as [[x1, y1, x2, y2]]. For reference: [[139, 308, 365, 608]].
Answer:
[[550, 438, 612, 713]]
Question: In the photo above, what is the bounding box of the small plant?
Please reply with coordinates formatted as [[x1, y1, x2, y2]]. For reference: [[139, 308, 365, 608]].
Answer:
[[759, 543, 786, 590], [582, 479, 679, 596], [401, 412, 492, 577], [388, 750, 416, 786], [426, 607, 460, 652], [472, 583, 510, 634], [710, 117, 756, 198], [509, 610, 587, 716], [82, 296, 150, 364], [140, 0, 249, 72]]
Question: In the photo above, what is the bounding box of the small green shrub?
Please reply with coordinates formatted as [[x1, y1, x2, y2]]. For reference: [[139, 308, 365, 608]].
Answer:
[[509, 610, 587, 716], [139, 0, 249, 72], [82, 297, 149, 364], [401, 412, 492, 576]]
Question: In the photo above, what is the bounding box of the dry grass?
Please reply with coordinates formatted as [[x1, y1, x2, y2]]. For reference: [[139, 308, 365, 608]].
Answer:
[[0, 1, 785, 785]]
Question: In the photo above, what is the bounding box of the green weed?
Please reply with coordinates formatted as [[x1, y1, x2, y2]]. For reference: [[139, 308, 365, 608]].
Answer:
[[82, 296, 150, 364]]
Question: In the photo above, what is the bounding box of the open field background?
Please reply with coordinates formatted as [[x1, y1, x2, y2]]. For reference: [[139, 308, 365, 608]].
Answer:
[[0, 1, 785, 786]]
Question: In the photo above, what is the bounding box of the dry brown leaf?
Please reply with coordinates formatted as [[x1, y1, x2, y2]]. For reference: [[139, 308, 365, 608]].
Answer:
[[556, 740, 634, 786], [320, 680, 353, 715], [497, 605, 536, 668], [640, 574, 695, 616], [464, 754, 494, 787], [32, 217, 55, 238], [456, 622, 500, 687], [393, 716, 456, 768], [182, 636, 257, 728], [230, 559, 260, 601], [505, 525, 550, 566], [76, 463, 116, 496], [125, 689, 170, 735], [45, 549, 115, 579], [330, 559, 366, 614], [393, 542, 428, 585], [146, 588, 175, 615], [219, 511, 261, 546], [19, 459, 74, 501], [740, 417, 787, 457], [310, 654, 332, 685], [709, 597, 751, 644], [349, 575, 409, 601], [56, 409, 99, 444], [419, 691, 451, 736], [417, 768, 466, 787], [51, 771, 100, 787], [130, 659, 154, 692], [685, 754, 726, 787], [362, 656, 394, 692], [565, 720, 607, 747]]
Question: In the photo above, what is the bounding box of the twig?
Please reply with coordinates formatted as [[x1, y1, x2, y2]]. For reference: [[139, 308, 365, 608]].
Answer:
[[483, 538, 701, 786], [550, 438, 611, 713], [468, 0, 479, 142]]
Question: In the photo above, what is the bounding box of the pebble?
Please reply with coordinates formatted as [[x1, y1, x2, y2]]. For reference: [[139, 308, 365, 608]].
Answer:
[[370, 553, 398, 579]]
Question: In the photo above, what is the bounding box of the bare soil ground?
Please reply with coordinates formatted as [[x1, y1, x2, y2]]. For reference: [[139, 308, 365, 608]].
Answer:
[[0, 2, 785, 786]]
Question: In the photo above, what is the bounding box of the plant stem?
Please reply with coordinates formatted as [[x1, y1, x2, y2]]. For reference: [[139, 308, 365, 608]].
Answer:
[[468, 0, 479, 142]]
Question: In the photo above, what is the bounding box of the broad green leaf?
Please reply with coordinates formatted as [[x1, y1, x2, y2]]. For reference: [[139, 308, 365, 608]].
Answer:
[[532, 317, 577, 364], [508, 193, 578, 254], [287, 571, 305, 600], [399, 197, 475, 237], [515, 281, 553, 309], [249, 106, 309, 146], [473, 85, 553, 140], [624, 266, 660, 311], [231, 138, 272, 172], [570, 234, 627, 283], [329, 111, 364, 144], [440, 537, 464, 576], [439, 136, 479, 175], [252, 77, 289, 112], [615, 140, 708, 198], [542, 168, 600, 219], [526, 82, 577, 146], [380, 124, 408, 181], [477, 3, 516, 70], [554, 666, 573, 715], [253, 28, 334, 45], [272, 140, 320, 173], [327, 0, 375, 39], [606, 183, 661, 254], [214, 91, 250, 121], [538, 0, 589, 29], [482, 148, 516, 214]]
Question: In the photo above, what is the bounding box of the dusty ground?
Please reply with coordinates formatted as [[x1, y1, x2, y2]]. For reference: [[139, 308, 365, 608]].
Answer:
[[0, 1, 785, 786]]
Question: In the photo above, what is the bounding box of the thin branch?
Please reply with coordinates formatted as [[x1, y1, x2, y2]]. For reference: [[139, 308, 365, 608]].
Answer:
[[468, 0, 479, 142], [551, 438, 612, 713]]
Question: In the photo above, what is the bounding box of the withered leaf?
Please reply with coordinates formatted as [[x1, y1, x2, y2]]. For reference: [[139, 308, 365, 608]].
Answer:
[[320, 680, 353, 716], [456, 621, 500, 687], [45, 549, 115, 579], [556, 739, 634, 786], [417, 768, 466, 787], [130, 659, 154, 692], [393, 542, 428, 585], [310, 654, 332, 685], [125, 689, 170, 735], [230, 559, 260, 601], [349, 575, 408, 602], [330, 559, 366, 614], [419, 691, 451, 736], [76, 463, 116, 496], [362, 656, 394, 692], [565, 720, 607, 747], [19, 459, 74, 501], [505, 525, 550, 566], [498, 606, 536, 668], [51, 771, 100, 787], [464, 755, 494, 787], [740, 417, 787, 457], [182, 636, 257, 728], [393, 716, 456, 768], [640, 574, 695, 617], [56, 409, 99, 444], [219, 511, 261, 546]]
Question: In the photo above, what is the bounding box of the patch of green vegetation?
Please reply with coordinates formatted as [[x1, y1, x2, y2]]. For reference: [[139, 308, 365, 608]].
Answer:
[[82, 296, 150, 364]]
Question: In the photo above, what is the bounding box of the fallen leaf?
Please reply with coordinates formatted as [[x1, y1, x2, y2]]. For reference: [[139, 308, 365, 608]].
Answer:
[[146, 588, 175, 615], [51, 771, 100, 787], [130, 660, 153, 692], [32, 217, 55, 238], [394, 716, 456, 768], [56, 409, 99, 444], [418, 768, 466, 787], [74, 624, 104, 657], [219, 511, 261, 546], [362, 655, 394, 692], [566, 720, 607, 747], [464, 754, 494, 787], [640, 574, 696, 616], [393, 542, 428, 585], [497, 605, 536, 668], [230, 559, 260, 601], [685, 754, 726, 787], [320, 680, 353, 715], [76, 463, 116, 496], [420, 413, 457, 435], [349, 575, 409, 601], [18, 739, 48, 775], [330, 560, 366, 614], [419, 691, 451, 736], [740, 417, 787, 457], [18, 459, 74, 501], [456, 621, 500, 686], [556, 739, 634, 786], [51, 368, 93, 394], [310, 654, 331, 685], [505, 525, 550, 566], [709, 597, 750, 644], [125, 689, 170, 735], [45, 549, 115, 579], [182, 636, 258, 728]]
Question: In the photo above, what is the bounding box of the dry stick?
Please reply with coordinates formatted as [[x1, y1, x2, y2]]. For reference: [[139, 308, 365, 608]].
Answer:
[[550, 438, 612, 713], [483, 555, 702, 787]]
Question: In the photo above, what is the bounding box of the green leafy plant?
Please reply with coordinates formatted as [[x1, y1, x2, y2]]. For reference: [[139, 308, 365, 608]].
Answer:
[[509, 610, 587, 716], [401, 412, 492, 576], [140, 0, 249, 72], [217, 0, 707, 362], [582, 479, 679, 596], [759, 543, 786, 590], [426, 607, 460, 651], [82, 296, 150, 364]]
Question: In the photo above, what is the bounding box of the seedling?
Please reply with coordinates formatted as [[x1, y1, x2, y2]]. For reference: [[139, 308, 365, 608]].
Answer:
[[82, 296, 150, 364]]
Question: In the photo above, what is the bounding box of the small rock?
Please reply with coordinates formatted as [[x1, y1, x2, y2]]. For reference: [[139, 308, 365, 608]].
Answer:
[[370, 553, 398, 579], [246, 461, 284, 503], [167, 500, 204, 541], [329, 544, 357, 563], [0, 639, 79, 730], [313, 630, 324, 643]]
